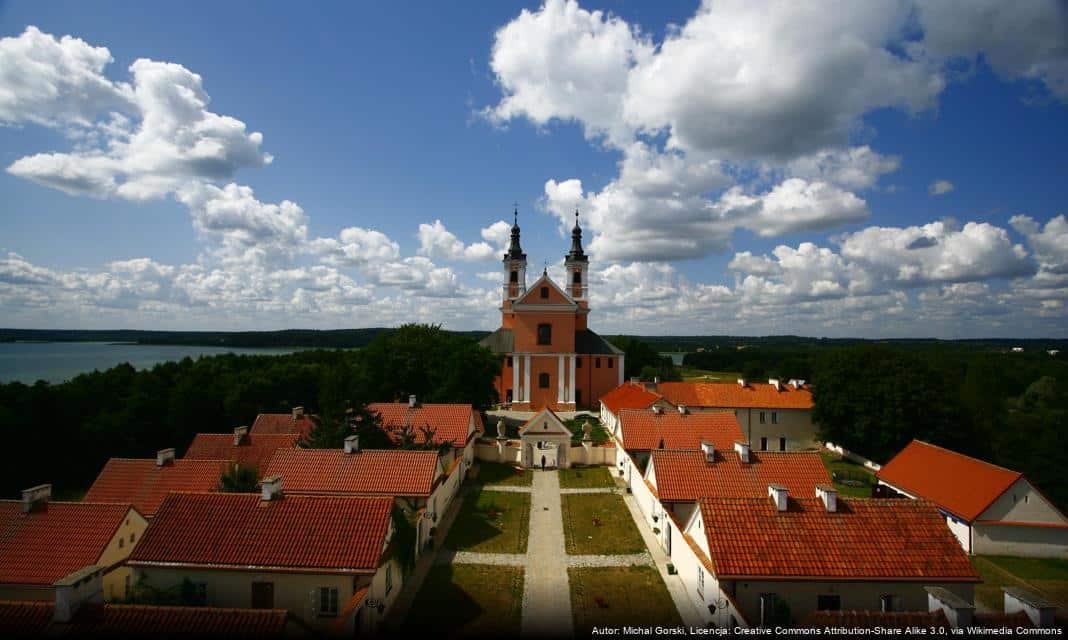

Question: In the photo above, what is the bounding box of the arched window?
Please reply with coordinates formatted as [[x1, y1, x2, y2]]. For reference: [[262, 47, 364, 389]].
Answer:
[[538, 373, 550, 388], [572, 270, 582, 284], [509, 271, 518, 283]]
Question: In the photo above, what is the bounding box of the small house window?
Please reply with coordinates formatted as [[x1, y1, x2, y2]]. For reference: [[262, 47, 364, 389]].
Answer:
[[540, 286, 549, 299], [319, 587, 339, 617], [608, 358, 613, 368], [119, 538, 124, 548], [124, 575, 131, 599], [779, 437, 787, 452], [130, 532, 136, 543], [538, 373, 550, 389], [817, 594, 841, 611], [759, 411, 766, 424], [595, 358, 601, 368], [759, 437, 768, 451], [537, 323, 552, 345], [771, 411, 778, 424], [880, 594, 901, 612], [1025, 495, 1030, 504], [190, 583, 207, 606]]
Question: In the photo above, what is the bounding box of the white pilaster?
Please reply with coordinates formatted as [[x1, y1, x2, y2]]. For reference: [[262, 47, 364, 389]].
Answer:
[[558, 355, 565, 403], [511, 354, 519, 403], [524, 355, 531, 402], [569, 355, 576, 405]]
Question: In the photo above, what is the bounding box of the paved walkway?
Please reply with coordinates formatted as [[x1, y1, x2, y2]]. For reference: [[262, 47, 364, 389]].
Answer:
[[559, 487, 616, 494], [566, 552, 652, 567], [480, 484, 532, 493], [521, 470, 574, 638]]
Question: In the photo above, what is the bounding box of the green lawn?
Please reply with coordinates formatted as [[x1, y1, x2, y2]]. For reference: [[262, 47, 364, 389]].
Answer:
[[562, 493, 646, 555], [444, 488, 530, 554], [558, 467, 616, 489], [677, 366, 742, 382], [476, 461, 532, 487], [819, 451, 876, 498], [402, 564, 524, 636], [569, 566, 682, 633], [972, 555, 1068, 621], [563, 415, 611, 446]]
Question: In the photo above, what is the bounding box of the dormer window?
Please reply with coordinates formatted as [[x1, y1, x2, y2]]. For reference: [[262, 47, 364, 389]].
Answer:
[[540, 286, 549, 299]]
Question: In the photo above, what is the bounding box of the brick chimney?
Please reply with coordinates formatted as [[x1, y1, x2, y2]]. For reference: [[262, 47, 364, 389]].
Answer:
[[408, 394, 417, 408], [344, 435, 360, 454], [1003, 586, 1056, 628], [155, 448, 175, 467], [261, 475, 283, 501], [925, 586, 974, 629], [816, 485, 838, 512], [21, 484, 51, 513], [768, 484, 788, 511], [734, 440, 751, 464], [292, 406, 304, 420], [53, 565, 103, 623], [233, 426, 249, 446]]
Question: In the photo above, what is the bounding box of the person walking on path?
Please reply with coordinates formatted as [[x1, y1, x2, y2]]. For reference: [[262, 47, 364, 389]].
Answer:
[[540, 454, 546, 470]]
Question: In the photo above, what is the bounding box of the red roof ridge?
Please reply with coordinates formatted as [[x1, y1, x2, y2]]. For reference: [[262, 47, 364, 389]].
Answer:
[[909, 439, 1023, 477]]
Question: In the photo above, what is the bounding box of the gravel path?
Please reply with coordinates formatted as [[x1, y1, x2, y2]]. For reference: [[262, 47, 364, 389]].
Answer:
[[438, 550, 525, 566], [559, 487, 616, 494], [480, 485, 533, 493], [566, 552, 653, 567], [521, 470, 574, 637]]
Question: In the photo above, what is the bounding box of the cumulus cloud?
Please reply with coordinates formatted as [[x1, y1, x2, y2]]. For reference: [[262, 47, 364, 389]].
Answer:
[[309, 226, 401, 267], [417, 219, 497, 261], [785, 146, 902, 191], [1011, 214, 1068, 275], [928, 179, 955, 195]]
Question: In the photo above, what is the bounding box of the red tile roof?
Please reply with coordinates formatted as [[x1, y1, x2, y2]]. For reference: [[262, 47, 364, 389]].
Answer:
[[250, 412, 318, 437], [800, 610, 949, 629], [0, 501, 134, 585], [599, 383, 662, 415], [657, 381, 813, 409], [650, 449, 831, 502], [697, 496, 980, 581], [184, 433, 298, 475], [129, 493, 392, 574], [84, 458, 228, 517], [264, 448, 440, 497], [877, 440, 1023, 522], [369, 403, 475, 447], [618, 409, 743, 451], [0, 601, 288, 636]]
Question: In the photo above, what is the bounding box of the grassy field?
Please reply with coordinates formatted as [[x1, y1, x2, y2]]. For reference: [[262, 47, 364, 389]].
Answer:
[[819, 451, 876, 498], [569, 566, 682, 633], [677, 366, 742, 382], [402, 564, 524, 636], [476, 461, 532, 487], [558, 467, 616, 489], [562, 493, 646, 555], [563, 415, 611, 446], [972, 555, 1068, 622], [444, 488, 531, 554]]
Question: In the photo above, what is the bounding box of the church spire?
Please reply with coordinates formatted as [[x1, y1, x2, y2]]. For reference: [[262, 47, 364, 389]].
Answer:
[[567, 209, 588, 262], [506, 205, 526, 260]]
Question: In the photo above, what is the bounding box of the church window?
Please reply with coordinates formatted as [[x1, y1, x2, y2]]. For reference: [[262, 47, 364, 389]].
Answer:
[[537, 323, 552, 345], [510, 271, 518, 283], [540, 286, 549, 299], [573, 270, 581, 284], [538, 373, 550, 388]]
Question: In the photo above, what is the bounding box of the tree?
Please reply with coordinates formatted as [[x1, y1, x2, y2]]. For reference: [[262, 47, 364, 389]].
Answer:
[[610, 336, 680, 380], [219, 464, 259, 493]]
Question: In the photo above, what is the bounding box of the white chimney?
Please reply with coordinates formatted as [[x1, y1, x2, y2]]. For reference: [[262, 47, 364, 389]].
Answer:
[[677, 404, 687, 415], [233, 425, 249, 446], [292, 406, 304, 420], [737, 378, 746, 387], [700, 441, 715, 463], [156, 448, 175, 467], [654, 376, 660, 384], [408, 394, 417, 408], [344, 435, 360, 454], [1004, 587, 1056, 628], [816, 485, 838, 512], [21, 483, 51, 513], [769, 378, 781, 391], [925, 587, 974, 629], [53, 566, 103, 623], [652, 405, 662, 415], [630, 376, 640, 385], [734, 440, 751, 464], [768, 484, 788, 511], [261, 475, 283, 501]]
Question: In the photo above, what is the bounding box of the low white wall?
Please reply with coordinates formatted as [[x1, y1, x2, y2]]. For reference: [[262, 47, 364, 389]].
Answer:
[[973, 523, 1068, 559], [474, 439, 615, 467], [823, 441, 882, 471]]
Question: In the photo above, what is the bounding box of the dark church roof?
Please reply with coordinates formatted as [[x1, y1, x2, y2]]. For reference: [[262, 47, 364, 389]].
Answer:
[[478, 328, 622, 356]]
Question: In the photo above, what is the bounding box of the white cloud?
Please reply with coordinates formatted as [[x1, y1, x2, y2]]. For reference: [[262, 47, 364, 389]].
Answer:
[[785, 146, 902, 191], [928, 179, 955, 195], [480, 220, 512, 252], [417, 219, 498, 262], [310, 226, 401, 266], [1011, 214, 1068, 275]]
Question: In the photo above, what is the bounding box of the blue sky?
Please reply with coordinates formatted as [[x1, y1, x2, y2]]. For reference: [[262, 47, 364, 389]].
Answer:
[[1, 0, 1067, 337]]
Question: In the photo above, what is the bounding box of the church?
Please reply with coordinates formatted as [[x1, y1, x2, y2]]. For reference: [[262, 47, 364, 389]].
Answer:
[[479, 210, 624, 411]]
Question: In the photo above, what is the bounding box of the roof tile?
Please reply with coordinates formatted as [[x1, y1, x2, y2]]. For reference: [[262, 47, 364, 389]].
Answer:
[[369, 403, 475, 447], [651, 449, 831, 502], [264, 448, 439, 497], [0, 601, 288, 636], [619, 409, 743, 451], [184, 433, 298, 475], [84, 458, 228, 517], [250, 413, 318, 437], [657, 381, 813, 409], [599, 384, 662, 415]]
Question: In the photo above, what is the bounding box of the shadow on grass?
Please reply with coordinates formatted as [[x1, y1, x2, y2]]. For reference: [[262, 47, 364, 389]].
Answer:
[[443, 489, 530, 553], [478, 462, 532, 486], [402, 564, 524, 636]]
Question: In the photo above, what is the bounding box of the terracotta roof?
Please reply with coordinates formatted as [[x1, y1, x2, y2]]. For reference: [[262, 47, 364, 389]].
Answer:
[[877, 440, 1023, 522], [129, 493, 392, 574], [0, 501, 133, 585], [0, 601, 288, 636], [369, 403, 475, 447], [250, 412, 318, 437], [657, 381, 813, 409], [84, 458, 228, 517], [263, 448, 439, 497], [184, 433, 298, 475], [800, 610, 949, 629], [599, 383, 662, 415], [618, 409, 743, 451], [697, 496, 980, 581], [650, 449, 831, 502]]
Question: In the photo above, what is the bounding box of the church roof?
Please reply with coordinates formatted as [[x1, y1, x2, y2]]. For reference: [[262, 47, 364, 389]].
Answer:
[[478, 328, 622, 356], [479, 328, 514, 352]]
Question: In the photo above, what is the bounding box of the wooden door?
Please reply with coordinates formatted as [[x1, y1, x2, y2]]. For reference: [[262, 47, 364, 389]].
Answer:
[[251, 582, 274, 609]]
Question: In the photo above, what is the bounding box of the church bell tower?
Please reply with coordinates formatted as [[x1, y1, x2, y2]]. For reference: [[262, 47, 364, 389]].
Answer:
[[564, 209, 588, 304], [503, 207, 527, 308]]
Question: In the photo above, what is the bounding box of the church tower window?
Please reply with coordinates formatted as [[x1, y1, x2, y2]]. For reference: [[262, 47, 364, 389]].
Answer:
[[537, 323, 552, 345], [540, 286, 549, 299]]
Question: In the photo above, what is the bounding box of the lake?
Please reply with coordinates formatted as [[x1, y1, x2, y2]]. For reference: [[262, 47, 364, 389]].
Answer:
[[0, 342, 305, 384], [660, 352, 686, 366]]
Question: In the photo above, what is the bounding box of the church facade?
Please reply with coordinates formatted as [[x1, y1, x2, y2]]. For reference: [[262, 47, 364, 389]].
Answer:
[[479, 211, 624, 411]]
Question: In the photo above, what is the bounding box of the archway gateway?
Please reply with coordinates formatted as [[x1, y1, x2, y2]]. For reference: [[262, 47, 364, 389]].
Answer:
[[518, 408, 572, 469]]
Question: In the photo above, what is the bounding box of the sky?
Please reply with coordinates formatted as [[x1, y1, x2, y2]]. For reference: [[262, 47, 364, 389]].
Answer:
[[1, 0, 1067, 338]]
